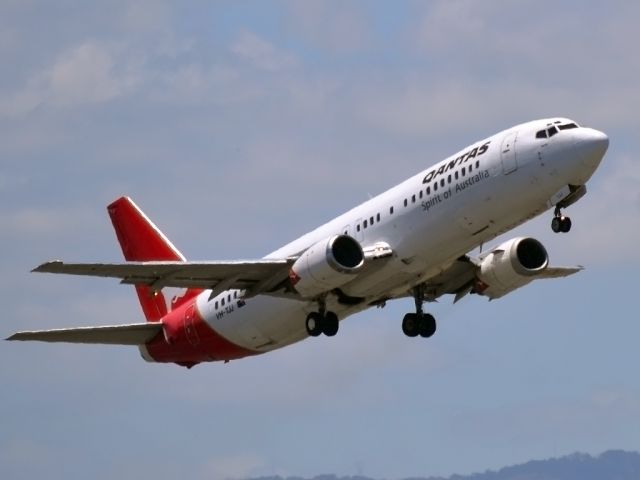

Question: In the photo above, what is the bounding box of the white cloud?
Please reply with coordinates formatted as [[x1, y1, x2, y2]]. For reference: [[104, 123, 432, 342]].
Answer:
[[231, 30, 296, 71], [0, 41, 141, 117], [155, 63, 264, 106], [46, 42, 141, 107]]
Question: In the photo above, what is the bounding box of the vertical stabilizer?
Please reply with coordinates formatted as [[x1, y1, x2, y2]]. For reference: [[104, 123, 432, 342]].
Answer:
[[107, 197, 197, 321]]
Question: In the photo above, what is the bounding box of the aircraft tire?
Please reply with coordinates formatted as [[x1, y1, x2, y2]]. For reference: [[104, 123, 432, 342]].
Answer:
[[402, 313, 420, 337], [551, 217, 562, 233], [306, 312, 323, 337], [560, 216, 572, 233], [322, 311, 339, 337], [418, 313, 437, 338]]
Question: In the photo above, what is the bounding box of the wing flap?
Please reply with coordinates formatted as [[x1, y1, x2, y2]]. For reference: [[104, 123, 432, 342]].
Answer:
[[6, 322, 163, 345]]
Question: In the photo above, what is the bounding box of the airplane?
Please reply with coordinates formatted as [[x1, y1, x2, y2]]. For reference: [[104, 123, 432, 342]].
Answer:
[[7, 118, 609, 368]]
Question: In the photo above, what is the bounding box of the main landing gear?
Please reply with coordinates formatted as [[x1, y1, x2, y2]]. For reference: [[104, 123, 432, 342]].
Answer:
[[305, 298, 339, 337], [551, 206, 572, 233], [402, 285, 436, 338]]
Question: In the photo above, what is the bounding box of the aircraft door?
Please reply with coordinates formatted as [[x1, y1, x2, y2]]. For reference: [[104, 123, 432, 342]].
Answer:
[[501, 131, 518, 174]]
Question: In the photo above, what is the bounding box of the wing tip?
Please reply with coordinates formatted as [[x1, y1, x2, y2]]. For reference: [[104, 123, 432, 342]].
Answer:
[[32, 260, 63, 273], [6, 333, 25, 341]]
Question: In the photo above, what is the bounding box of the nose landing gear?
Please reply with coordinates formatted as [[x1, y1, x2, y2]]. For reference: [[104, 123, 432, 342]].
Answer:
[[551, 206, 572, 233]]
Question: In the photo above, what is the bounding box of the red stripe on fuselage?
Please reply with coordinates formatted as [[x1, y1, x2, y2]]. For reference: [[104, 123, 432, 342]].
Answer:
[[145, 298, 259, 367]]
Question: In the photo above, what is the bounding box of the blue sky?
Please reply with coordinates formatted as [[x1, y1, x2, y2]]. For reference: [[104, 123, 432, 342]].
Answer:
[[1, 1, 639, 479]]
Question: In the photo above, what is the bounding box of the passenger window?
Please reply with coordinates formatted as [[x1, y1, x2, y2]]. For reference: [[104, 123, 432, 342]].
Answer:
[[221, 298, 225, 306], [389, 206, 394, 214], [469, 164, 473, 173], [404, 199, 408, 207], [376, 213, 381, 222], [228, 294, 231, 302], [364, 219, 368, 228], [447, 174, 451, 184], [412, 194, 416, 203], [215, 301, 219, 309], [434, 182, 438, 191], [370, 216, 374, 224], [462, 167, 466, 176], [440, 179, 445, 187], [357, 224, 361, 232], [426, 186, 431, 195], [475, 160, 479, 169], [419, 190, 423, 199], [455, 171, 459, 180]]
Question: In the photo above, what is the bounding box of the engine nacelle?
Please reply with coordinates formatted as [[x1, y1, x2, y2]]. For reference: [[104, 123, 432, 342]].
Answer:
[[290, 235, 364, 298], [475, 237, 549, 299]]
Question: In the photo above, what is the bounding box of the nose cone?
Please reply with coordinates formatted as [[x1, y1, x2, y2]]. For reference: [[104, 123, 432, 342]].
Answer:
[[573, 128, 609, 168]]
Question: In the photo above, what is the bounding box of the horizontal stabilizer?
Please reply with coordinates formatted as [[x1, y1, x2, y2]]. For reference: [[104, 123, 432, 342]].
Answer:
[[6, 322, 163, 345]]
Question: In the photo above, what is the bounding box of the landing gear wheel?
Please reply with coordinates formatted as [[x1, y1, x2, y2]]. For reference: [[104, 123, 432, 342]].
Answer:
[[418, 313, 437, 338], [322, 311, 339, 337], [552, 206, 572, 234], [402, 313, 420, 337], [305, 312, 323, 337]]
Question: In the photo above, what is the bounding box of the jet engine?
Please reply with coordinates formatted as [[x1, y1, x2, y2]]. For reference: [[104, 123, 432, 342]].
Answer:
[[289, 235, 364, 298], [474, 237, 549, 299]]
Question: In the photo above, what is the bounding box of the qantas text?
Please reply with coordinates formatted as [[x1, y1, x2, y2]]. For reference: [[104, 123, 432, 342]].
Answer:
[[422, 141, 491, 184]]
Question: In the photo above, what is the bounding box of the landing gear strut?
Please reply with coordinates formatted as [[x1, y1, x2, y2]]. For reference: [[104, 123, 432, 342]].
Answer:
[[402, 285, 436, 338], [305, 297, 339, 337], [551, 206, 572, 233]]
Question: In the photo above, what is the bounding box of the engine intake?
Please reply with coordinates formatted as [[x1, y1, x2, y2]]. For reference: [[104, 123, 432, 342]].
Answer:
[[475, 237, 549, 299], [290, 235, 364, 298]]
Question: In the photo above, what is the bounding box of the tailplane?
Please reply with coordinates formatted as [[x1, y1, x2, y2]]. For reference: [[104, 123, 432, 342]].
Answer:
[[7, 323, 162, 345], [107, 197, 199, 321]]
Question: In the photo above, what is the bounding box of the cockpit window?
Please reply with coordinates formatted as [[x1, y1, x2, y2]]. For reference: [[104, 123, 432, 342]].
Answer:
[[536, 129, 547, 139], [547, 126, 558, 137], [558, 123, 578, 130]]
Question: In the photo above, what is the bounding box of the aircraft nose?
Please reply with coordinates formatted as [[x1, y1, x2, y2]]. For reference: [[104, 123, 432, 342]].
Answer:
[[573, 128, 609, 165]]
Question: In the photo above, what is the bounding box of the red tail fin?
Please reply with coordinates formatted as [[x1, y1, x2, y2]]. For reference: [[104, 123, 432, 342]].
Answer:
[[107, 197, 198, 321]]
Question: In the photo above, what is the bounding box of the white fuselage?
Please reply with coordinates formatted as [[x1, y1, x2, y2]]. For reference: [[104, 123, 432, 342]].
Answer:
[[194, 118, 607, 352]]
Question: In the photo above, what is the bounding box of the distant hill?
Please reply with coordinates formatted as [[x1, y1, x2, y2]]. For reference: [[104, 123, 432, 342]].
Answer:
[[247, 450, 640, 480]]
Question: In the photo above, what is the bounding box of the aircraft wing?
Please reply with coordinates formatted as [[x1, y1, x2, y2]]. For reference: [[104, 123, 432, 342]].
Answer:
[[7, 322, 163, 345], [539, 266, 584, 278], [417, 256, 583, 303], [33, 259, 294, 297]]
